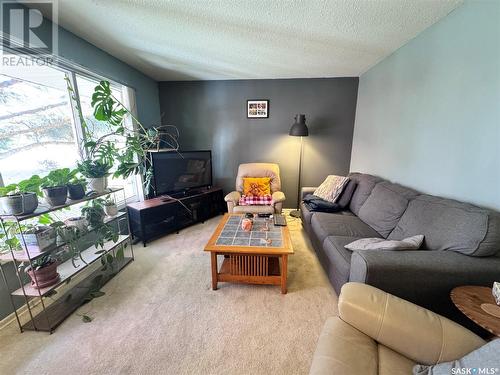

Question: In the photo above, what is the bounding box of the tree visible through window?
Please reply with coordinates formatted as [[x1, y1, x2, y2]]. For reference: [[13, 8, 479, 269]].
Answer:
[[0, 63, 141, 202], [0, 67, 79, 184]]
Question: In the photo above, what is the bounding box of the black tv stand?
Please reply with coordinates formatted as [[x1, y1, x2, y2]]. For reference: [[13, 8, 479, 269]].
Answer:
[[163, 188, 209, 200], [126, 187, 225, 246]]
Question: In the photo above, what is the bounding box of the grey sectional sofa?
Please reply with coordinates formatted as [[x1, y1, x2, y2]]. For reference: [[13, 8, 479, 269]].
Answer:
[[301, 172, 500, 331]]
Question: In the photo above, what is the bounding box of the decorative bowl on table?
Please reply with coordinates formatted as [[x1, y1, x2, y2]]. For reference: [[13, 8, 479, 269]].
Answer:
[[493, 282, 500, 305]]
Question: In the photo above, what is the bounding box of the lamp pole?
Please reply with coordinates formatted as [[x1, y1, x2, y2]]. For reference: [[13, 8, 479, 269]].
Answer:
[[289, 114, 309, 218]]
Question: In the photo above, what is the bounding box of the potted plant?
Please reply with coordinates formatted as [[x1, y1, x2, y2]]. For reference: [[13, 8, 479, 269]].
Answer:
[[77, 159, 111, 194], [64, 216, 88, 232], [15, 225, 56, 253], [67, 172, 87, 200], [103, 197, 118, 217], [41, 168, 74, 207], [81, 199, 106, 229], [22, 253, 60, 289], [0, 175, 42, 215], [67, 177, 87, 200]]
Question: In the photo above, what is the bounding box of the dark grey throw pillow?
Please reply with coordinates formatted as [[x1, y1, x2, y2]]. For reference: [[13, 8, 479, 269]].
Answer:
[[337, 180, 357, 209]]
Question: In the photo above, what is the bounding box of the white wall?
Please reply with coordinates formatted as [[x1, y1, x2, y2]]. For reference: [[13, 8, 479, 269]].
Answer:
[[350, 0, 500, 210]]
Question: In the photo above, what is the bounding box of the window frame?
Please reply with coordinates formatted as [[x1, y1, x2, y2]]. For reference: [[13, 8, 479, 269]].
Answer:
[[0, 51, 143, 204]]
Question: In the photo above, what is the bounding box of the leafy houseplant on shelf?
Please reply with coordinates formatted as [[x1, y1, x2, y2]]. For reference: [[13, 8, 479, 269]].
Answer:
[[81, 198, 118, 249], [0, 175, 42, 215], [103, 196, 118, 217], [15, 224, 56, 253], [41, 168, 75, 207], [77, 159, 111, 194], [22, 253, 60, 289], [65, 77, 180, 197], [67, 174, 87, 200]]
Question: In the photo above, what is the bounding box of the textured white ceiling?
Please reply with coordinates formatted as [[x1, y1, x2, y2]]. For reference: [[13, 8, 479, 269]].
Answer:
[[40, 0, 462, 81]]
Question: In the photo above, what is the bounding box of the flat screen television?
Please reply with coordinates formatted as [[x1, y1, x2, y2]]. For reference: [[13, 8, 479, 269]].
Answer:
[[150, 150, 212, 196]]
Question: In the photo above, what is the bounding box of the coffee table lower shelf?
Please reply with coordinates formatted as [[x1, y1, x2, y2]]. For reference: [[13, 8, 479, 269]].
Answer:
[[212, 253, 288, 293]]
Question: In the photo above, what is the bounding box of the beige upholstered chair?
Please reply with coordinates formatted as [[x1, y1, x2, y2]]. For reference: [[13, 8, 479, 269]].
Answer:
[[224, 163, 286, 214], [309, 283, 486, 375]]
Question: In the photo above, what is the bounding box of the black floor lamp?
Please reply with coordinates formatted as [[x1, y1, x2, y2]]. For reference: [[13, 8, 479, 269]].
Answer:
[[289, 114, 309, 218]]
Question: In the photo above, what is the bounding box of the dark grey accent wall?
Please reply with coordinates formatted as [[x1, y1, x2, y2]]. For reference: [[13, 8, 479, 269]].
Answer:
[[159, 78, 359, 208]]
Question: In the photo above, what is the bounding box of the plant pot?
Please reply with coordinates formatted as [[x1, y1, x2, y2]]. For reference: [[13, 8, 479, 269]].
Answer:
[[42, 186, 68, 207], [16, 226, 56, 253], [64, 216, 88, 232], [104, 204, 118, 217], [0, 193, 38, 215], [27, 261, 59, 289], [67, 183, 86, 200], [88, 177, 108, 194]]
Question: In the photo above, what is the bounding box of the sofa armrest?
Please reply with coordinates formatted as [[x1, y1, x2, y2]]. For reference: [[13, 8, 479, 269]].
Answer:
[[349, 250, 500, 312], [339, 283, 485, 365], [271, 191, 285, 203], [301, 187, 317, 199], [224, 191, 241, 203]]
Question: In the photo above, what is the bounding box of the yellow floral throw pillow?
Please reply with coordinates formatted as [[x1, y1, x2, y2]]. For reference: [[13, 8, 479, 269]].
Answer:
[[243, 177, 271, 197]]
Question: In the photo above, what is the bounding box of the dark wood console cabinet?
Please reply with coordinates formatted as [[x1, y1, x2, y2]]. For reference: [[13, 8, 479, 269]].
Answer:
[[126, 187, 225, 246]]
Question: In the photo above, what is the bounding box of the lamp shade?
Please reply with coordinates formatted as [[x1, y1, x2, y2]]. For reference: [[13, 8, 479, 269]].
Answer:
[[289, 114, 309, 137]]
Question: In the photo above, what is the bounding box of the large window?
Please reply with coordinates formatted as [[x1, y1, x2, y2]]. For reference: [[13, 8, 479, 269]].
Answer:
[[0, 67, 79, 184], [0, 60, 141, 202]]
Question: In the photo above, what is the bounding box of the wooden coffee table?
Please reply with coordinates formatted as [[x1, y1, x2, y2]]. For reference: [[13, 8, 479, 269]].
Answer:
[[451, 286, 500, 337], [204, 214, 294, 294]]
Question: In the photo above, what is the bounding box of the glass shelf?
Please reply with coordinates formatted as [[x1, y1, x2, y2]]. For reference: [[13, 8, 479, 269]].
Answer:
[[0, 212, 127, 262], [0, 187, 123, 222], [12, 234, 130, 297]]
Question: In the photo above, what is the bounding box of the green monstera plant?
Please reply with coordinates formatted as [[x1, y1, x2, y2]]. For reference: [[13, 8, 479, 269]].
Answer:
[[66, 78, 179, 195]]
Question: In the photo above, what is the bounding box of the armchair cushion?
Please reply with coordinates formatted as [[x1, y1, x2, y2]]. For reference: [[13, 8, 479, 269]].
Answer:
[[338, 283, 485, 365], [309, 316, 378, 375], [235, 163, 281, 193], [239, 194, 272, 206]]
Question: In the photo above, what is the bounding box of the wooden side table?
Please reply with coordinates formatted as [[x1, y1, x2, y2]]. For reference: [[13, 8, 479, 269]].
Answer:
[[450, 286, 500, 337]]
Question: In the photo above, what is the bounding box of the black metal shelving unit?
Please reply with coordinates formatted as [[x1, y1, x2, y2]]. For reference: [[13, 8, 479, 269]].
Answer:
[[0, 188, 134, 333]]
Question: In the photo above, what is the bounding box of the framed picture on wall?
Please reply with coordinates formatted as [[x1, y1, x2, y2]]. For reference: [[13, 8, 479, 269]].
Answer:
[[247, 99, 269, 119]]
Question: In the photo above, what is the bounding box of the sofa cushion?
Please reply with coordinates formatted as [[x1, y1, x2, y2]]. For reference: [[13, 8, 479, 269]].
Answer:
[[388, 195, 500, 256], [358, 182, 420, 237], [300, 201, 314, 225], [347, 173, 384, 215], [337, 180, 357, 208], [323, 236, 358, 280], [311, 212, 381, 245]]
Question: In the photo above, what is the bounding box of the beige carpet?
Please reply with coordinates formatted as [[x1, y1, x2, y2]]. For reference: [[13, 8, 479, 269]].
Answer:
[[0, 214, 338, 375]]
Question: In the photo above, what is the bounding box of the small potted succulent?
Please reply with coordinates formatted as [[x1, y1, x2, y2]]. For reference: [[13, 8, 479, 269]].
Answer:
[[103, 197, 118, 217], [0, 175, 42, 215], [77, 159, 111, 194], [23, 253, 60, 289], [81, 199, 106, 229], [67, 172, 87, 200], [41, 168, 73, 207]]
